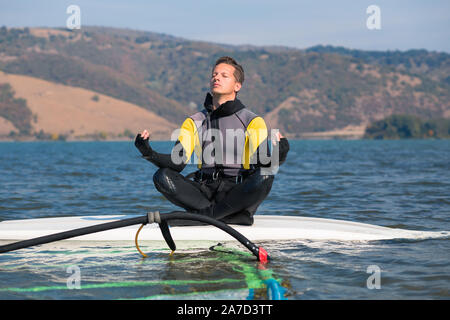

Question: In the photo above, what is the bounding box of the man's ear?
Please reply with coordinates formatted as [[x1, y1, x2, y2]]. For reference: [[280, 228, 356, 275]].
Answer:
[[234, 82, 242, 93]]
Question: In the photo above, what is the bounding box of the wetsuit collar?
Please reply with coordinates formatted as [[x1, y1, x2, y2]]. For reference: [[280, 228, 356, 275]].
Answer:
[[203, 93, 245, 118]]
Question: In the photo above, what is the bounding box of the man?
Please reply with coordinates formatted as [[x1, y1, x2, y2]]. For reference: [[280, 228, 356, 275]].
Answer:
[[135, 56, 289, 225]]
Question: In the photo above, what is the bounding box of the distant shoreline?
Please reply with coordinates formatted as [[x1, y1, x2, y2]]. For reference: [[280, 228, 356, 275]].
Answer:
[[1, 136, 447, 143]]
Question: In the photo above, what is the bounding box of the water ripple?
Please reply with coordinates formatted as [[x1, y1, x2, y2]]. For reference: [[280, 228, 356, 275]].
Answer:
[[0, 140, 449, 299]]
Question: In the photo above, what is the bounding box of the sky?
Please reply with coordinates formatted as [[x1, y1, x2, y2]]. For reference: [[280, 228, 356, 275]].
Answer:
[[0, 0, 449, 52]]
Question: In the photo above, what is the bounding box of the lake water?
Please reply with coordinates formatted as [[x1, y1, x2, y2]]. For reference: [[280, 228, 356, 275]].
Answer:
[[0, 139, 449, 299]]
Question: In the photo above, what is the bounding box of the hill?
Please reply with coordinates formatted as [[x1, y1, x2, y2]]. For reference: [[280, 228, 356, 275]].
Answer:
[[0, 26, 449, 139], [0, 71, 177, 140], [306, 45, 450, 84]]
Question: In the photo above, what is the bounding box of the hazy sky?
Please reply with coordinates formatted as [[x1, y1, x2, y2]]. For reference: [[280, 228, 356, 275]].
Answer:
[[1, 0, 449, 52]]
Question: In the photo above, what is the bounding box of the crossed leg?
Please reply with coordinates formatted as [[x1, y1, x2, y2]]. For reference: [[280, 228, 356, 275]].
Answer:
[[153, 168, 274, 225]]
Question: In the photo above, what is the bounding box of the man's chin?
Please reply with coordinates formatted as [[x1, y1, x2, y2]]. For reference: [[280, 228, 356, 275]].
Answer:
[[211, 89, 235, 97]]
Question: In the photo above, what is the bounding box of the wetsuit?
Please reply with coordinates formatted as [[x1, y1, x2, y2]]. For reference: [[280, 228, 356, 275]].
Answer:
[[135, 93, 289, 225]]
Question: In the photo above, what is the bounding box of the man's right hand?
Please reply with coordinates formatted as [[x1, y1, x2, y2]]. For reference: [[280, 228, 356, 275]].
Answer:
[[134, 130, 152, 156], [140, 129, 150, 140]]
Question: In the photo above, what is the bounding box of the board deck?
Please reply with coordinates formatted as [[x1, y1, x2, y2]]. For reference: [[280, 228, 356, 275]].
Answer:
[[0, 214, 449, 242]]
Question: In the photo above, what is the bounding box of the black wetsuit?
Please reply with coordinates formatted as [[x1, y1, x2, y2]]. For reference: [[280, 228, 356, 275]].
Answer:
[[135, 95, 289, 225]]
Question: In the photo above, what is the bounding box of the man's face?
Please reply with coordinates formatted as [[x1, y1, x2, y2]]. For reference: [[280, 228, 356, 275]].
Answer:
[[210, 63, 242, 96]]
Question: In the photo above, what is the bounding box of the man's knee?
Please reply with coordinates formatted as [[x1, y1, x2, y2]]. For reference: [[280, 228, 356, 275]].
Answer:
[[243, 173, 274, 194], [153, 168, 176, 194]]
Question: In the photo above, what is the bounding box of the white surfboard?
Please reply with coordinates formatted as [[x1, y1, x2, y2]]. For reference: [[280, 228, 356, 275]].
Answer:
[[0, 214, 448, 242]]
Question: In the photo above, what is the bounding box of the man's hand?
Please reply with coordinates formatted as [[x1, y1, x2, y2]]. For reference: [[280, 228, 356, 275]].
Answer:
[[134, 130, 152, 156], [140, 129, 150, 140], [272, 132, 284, 146]]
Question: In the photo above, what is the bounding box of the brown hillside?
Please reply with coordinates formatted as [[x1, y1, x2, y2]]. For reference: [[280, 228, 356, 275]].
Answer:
[[0, 116, 16, 135], [1, 27, 449, 138], [0, 71, 178, 140]]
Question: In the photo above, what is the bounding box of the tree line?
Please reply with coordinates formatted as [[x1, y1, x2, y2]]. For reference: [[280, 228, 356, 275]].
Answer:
[[364, 114, 450, 139]]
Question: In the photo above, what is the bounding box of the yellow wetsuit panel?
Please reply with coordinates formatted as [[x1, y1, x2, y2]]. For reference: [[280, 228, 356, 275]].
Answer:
[[178, 116, 268, 169], [243, 116, 268, 169], [176, 118, 199, 164]]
